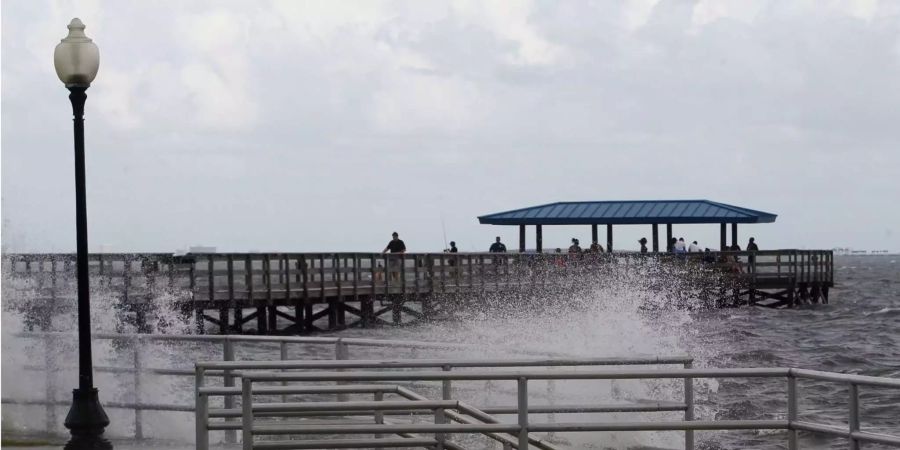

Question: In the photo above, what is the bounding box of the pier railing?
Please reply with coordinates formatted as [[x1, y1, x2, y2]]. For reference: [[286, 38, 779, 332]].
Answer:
[[198, 363, 900, 450], [4, 249, 833, 302], [3, 249, 835, 332]]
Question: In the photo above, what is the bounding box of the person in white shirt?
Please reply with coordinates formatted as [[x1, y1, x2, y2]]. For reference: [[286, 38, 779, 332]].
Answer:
[[688, 240, 701, 253]]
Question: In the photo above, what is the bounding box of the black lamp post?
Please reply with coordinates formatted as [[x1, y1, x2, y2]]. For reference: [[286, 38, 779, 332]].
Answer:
[[54, 18, 111, 450]]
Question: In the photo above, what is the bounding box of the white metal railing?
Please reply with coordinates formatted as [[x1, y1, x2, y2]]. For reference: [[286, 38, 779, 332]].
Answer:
[[195, 355, 693, 450], [7, 332, 673, 442], [210, 364, 900, 450], [2, 332, 476, 440]]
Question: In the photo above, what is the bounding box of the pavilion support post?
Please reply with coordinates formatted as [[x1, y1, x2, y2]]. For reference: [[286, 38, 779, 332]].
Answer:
[[731, 223, 738, 248], [536, 225, 543, 253], [720, 223, 727, 250], [606, 224, 613, 253], [518, 225, 526, 253], [666, 223, 673, 252], [651, 224, 659, 252], [591, 224, 598, 247]]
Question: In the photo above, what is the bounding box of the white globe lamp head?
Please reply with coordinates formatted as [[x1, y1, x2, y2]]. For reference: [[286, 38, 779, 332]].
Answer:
[[54, 18, 99, 87]]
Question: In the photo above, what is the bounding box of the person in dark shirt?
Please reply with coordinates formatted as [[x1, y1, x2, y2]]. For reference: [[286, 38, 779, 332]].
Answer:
[[489, 237, 506, 253], [747, 237, 759, 252], [383, 231, 406, 254], [445, 241, 459, 270], [589, 240, 604, 253], [747, 237, 759, 272], [382, 232, 406, 282], [638, 237, 648, 253]]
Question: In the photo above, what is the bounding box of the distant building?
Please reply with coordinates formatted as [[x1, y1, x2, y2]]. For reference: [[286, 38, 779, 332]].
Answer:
[[189, 246, 217, 253]]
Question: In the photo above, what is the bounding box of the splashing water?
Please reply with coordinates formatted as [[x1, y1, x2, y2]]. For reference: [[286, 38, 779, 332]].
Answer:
[[2, 255, 727, 448]]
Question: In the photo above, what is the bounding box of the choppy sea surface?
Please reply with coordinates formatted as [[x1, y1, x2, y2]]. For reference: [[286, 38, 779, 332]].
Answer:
[[681, 255, 900, 449], [2, 255, 898, 449], [334, 255, 900, 449]]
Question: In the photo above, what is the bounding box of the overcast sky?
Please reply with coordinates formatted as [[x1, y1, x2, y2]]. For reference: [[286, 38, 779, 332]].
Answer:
[[2, 0, 899, 253]]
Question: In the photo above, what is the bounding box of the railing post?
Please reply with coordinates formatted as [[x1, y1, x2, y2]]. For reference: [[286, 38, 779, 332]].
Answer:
[[334, 338, 349, 359], [849, 383, 860, 450], [435, 406, 446, 449], [374, 391, 384, 439], [133, 336, 143, 440], [44, 333, 56, 434], [195, 365, 209, 450], [442, 365, 452, 400], [788, 374, 798, 450], [280, 341, 288, 404], [335, 338, 349, 401], [684, 361, 694, 450], [241, 377, 253, 450], [518, 377, 529, 450], [223, 338, 236, 443], [547, 374, 557, 441]]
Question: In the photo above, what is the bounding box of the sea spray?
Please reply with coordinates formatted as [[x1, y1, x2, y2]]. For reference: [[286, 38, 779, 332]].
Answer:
[[1, 258, 197, 440], [341, 256, 724, 449], [3, 254, 725, 447]]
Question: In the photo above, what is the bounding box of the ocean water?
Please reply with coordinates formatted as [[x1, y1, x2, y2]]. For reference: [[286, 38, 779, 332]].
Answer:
[[1, 255, 897, 449], [333, 255, 900, 449]]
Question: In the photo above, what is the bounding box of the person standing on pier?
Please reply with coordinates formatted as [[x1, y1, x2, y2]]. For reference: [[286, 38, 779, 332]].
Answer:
[[747, 237, 759, 272], [489, 236, 507, 268], [383, 231, 406, 282], [383, 231, 406, 254], [639, 237, 648, 253], [489, 236, 507, 253], [446, 240, 459, 274]]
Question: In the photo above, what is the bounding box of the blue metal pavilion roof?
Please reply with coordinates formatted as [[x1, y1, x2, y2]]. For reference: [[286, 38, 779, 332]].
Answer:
[[478, 200, 777, 225]]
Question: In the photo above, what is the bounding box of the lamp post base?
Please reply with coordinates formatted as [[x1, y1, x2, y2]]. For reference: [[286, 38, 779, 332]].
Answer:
[[64, 388, 112, 450]]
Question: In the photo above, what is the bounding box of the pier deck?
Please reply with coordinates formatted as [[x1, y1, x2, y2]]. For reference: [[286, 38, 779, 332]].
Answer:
[[4, 250, 833, 334]]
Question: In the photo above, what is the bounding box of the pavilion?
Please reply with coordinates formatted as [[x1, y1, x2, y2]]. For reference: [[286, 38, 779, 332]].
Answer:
[[477, 200, 777, 252]]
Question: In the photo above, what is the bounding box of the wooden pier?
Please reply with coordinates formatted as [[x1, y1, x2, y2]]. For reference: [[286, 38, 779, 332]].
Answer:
[[4, 250, 833, 334]]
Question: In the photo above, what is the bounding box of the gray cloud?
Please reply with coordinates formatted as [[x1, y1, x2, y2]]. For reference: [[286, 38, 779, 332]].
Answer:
[[2, 0, 899, 253]]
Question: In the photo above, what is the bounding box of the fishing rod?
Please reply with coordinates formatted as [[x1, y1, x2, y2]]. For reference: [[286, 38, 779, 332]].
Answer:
[[440, 213, 448, 251]]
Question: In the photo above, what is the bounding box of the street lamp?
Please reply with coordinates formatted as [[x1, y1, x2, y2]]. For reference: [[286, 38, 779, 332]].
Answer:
[[54, 18, 111, 449]]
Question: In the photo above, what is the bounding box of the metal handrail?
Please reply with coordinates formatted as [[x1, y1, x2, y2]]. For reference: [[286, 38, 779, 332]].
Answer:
[[4, 332, 690, 444], [197, 355, 694, 371], [223, 365, 900, 450], [13, 331, 473, 349], [2, 332, 476, 441], [195, 355, 694, 449]]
